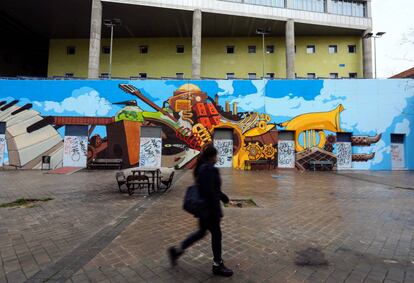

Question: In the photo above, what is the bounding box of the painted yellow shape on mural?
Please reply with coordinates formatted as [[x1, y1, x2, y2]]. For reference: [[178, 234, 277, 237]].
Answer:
[[243, 124, 276, 137], [280, 104, 344, 151]]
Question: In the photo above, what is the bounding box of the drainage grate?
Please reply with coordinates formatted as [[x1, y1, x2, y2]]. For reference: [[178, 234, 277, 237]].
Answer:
[[225, 199, 258, 208]]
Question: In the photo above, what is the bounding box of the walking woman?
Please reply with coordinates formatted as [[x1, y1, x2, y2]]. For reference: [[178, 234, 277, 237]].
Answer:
[[168, 145, 233, 277]]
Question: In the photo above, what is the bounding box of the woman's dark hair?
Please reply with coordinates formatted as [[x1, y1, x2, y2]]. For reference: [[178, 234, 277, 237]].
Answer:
[[194, 145, 218, 178]]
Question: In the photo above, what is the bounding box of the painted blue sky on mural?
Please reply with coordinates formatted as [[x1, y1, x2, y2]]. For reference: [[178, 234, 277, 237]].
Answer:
[[0, 79, 413, 170]]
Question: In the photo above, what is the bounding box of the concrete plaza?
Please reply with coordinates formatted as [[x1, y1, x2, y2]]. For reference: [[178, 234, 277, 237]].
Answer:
[[0, 169, 413, 283]]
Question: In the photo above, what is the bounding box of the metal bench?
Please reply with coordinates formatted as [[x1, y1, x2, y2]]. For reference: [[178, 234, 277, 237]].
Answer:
[[89, 159, 123, 170], [116, 168, 175, 194], [309, 160, 334, 171], [126, 175, 151, 195], [159, 171, 175, 191]]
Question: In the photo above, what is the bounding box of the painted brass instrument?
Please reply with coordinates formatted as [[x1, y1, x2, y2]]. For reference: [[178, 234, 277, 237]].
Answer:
[[281, 104, 344, 151]]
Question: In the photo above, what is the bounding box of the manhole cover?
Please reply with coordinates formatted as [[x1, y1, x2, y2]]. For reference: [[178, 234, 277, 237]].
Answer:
[[224, 199, 258, 208]]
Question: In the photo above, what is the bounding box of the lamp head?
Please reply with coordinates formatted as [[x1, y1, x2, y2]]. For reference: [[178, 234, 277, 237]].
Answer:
[[363, 32, 374, 38], [103, 19, 112, 27], [376, 32, 386, 37], [113, 18, 122, 26]]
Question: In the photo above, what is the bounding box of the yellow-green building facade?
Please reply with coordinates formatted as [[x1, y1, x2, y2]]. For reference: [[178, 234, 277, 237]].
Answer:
[[44, 0, 373, 80], [48, 36, 363, 79]]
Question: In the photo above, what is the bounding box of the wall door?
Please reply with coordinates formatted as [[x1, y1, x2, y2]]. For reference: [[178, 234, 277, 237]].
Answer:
[[278, 131, 295, 168], [140, 126, 162, 168], [63, 125, 88, 167], [0, 122, 6, 166], [213, 129, 233, 168], [336, 132, 352, 170], [391, 134, 406, 170]]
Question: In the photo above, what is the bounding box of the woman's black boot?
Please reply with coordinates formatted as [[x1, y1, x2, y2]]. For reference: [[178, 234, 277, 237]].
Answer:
[[168, 246, 183, 267], [212, 261, 233, 277]]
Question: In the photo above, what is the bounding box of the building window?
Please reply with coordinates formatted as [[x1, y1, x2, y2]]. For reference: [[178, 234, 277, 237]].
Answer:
[[226, 73, 235, 79], [139, 73, 147, 79], [140, 45, 148, 54], [348, 45, 357, 53], [248, 73, 257, 79], [66, 46, 76, 55], [306, 45, 316, 54], [307, 73, 316, 79], [328, 45, 338, 54], [349, 72, 358, 78], [248, 46, 256, 54], [243, 0, 285, 8], [176, 45, 185, 54], [226, 46, 235, 54], [266, 73, 275, 79], [65, 73, 74, 78], [331, 0, 366, 17], [176, 73, 184, 79], [293, 0, 326, 13], [102, 46, 110, 54], [329, 73, 339, 79], [266, 45, 275, 54]]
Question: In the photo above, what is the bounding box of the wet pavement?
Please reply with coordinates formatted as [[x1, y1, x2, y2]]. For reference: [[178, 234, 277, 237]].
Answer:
[[0, 169, 413, 282]]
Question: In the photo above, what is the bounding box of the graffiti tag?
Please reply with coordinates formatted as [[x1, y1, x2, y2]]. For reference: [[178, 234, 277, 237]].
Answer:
[[336, 142, 352, 168], [278, 141, 295, 168], [140, 137, 162, 167], [0, 134, 6, 166], [63, 136, 88, 167], [214, 139, 233, 168]]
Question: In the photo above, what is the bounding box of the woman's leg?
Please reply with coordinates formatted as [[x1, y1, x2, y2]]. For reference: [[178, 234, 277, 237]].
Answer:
[[207, 218, 222, 263], [181, 219, 208, 250], [208, 218, 233, 277]]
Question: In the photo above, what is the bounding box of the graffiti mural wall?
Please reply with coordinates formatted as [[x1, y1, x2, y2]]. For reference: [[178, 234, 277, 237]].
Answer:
[[0, 79, 413, 170]]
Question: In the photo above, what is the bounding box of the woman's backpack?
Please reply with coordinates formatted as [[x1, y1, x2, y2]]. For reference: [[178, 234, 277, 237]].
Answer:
[[183, 184, 208, 218]]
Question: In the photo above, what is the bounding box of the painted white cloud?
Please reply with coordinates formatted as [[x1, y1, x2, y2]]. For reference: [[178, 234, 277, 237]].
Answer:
[[394, 119, 410, 136], [232, 92, 265, 112], [43, 88, 111, 116], [351, 140, 391, 170], [217, 80, 234, 96], [371, 140, 391, 165], [230, 80, 267, 111]]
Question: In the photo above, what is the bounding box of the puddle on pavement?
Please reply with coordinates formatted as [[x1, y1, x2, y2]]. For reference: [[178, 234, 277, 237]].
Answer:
[[295, 247, 329, 266], [225, 199, 258, 208], [271, 175, 286, 179]]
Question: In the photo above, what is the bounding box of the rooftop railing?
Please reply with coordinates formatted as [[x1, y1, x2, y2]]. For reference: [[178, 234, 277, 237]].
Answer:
[[219, 0, 367, 17]]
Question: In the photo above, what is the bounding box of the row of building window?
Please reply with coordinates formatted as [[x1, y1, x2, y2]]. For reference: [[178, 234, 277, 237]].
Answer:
[[222, 0, 366, 17], [331, 0, 366, 17], [63, 72, 358, 79], [66, 44, 357, 55]]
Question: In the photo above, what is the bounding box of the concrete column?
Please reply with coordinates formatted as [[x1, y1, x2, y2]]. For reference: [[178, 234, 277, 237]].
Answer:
[[285, 19, 295, 79], [363, 30, 373, 79], [365, 0, 372, 17], [192, 9, 202, 80], [88, 0, 102, 79]]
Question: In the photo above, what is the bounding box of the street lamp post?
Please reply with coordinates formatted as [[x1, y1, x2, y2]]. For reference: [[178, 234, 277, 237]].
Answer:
[[256, 28, 271, 79], [363, 32, 386, 79], [104, 18, 121, 79]]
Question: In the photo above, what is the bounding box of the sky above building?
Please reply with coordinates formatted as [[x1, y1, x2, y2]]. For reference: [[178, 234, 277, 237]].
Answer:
[[373, 0, 414, 78]]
